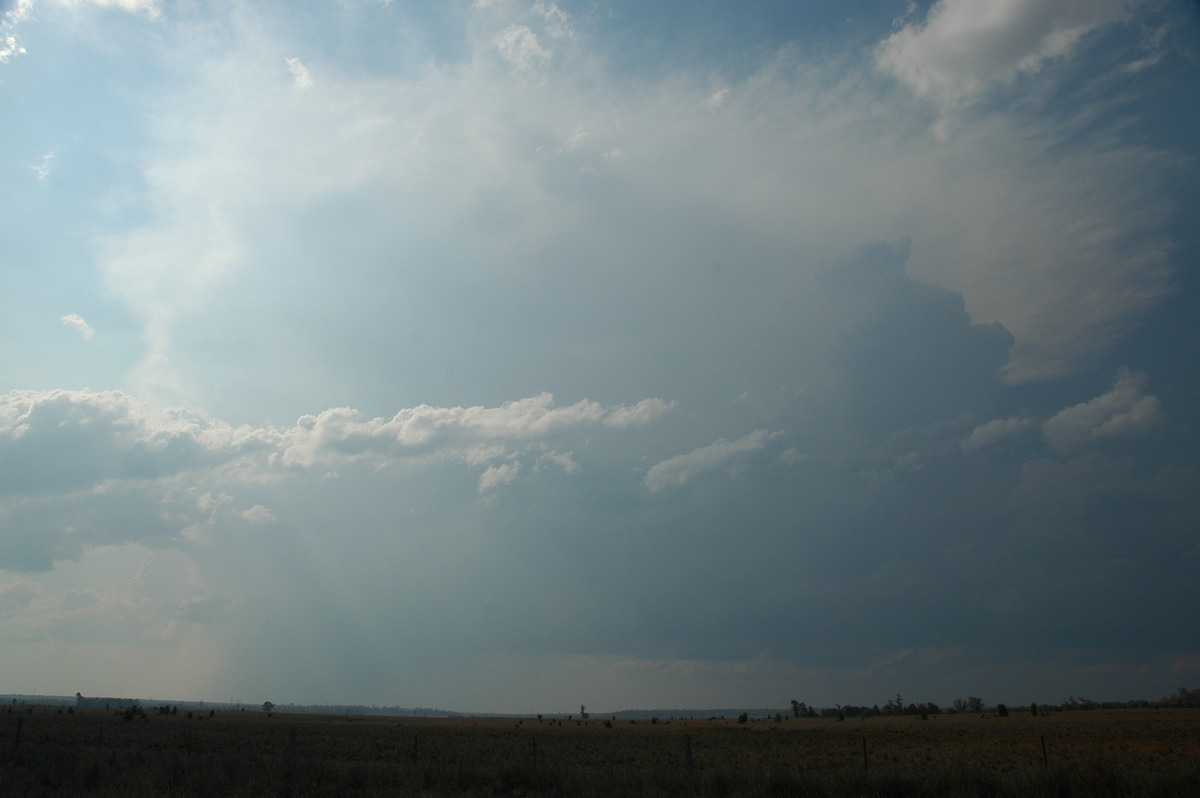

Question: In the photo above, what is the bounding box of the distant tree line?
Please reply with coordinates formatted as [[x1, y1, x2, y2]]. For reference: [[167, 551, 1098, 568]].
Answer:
[[7, 687, 1198, 721], [787, 687, 1200, 719], [1054, 687, 1200, 711], [246, 702, 466, 717]]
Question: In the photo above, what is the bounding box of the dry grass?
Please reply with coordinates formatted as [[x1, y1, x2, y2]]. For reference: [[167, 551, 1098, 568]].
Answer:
[[0, 706, 1196, 796]]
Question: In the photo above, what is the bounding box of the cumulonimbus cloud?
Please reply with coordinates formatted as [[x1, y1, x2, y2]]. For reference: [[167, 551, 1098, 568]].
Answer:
[[91, 0, 1175, 403]]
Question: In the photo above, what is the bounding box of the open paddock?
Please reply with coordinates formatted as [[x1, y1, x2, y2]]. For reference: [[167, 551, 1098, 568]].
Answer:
[[0, 706, 1196, 795]]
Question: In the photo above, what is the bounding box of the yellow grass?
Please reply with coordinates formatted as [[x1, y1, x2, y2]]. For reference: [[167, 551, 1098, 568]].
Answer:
[[1, 705, 1197, 795]]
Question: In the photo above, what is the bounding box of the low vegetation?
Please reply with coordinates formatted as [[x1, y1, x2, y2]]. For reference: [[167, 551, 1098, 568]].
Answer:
[[1, 704, 1197, 796]]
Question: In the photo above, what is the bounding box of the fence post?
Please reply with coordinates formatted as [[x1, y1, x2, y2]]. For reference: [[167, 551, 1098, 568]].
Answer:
[[862, 736, 868, 774], [1040, 735, 1048, 767], [685, 735, 694, 772], [12, 716, 21, 762]]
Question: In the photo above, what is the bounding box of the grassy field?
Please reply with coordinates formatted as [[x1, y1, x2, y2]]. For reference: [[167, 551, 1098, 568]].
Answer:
[[1, 705, 1197, 796]]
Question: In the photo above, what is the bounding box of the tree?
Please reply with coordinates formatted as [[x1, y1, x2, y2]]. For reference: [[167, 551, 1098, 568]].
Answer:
[[791, 700, 804, 719], [967, 697, 984, 713], [262, 701, 275, 713]]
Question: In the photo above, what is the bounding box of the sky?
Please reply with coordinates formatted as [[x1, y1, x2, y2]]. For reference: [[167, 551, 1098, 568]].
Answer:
[[1, 0, 1198, 714]]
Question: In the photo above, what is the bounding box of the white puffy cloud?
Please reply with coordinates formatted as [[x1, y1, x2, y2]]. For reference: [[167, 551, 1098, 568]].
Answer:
[[0, 0, 31, 63], [877, 0, 1139, 111], [0, 32, 23, 62], [0, 552, 210, 646], [32, 151, 54, 180], [0, 389, 674, 569], [0, 389, 273, 497], [535, 450, 579, 474], [494, 24, 549, 72], [1042, 369, 1162, 453], [285, 57, 312, 88], [59, 313, 93, 340], [961, 415, 1037, 451], [54, 0, 161, 18], [239, 505, 277, 525], [0, 390, 672, 495], [2, 0, 33, 25], [532, 1, 574, 40], [602, 399, 678, 428], [643, 430, 776, 492], [278, 393, 672, 469], [478, 461, 519, 492], [3, 0, 162, 63]]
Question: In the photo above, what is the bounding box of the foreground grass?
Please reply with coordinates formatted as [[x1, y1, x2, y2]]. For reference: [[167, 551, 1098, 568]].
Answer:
[[1, 707, 1197, 796]]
